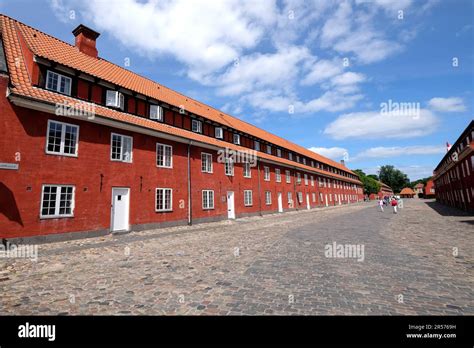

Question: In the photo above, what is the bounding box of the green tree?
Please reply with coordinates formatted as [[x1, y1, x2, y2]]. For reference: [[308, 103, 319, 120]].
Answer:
[[354, 169, 381, 195], [378, 165, 410, 193]]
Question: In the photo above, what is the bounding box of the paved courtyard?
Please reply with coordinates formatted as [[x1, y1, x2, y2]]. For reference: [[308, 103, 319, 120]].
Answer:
[[1, 199, 473, 315]]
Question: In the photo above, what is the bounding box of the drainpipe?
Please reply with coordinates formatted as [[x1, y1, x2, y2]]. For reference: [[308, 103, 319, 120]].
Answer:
[[187, 141, 192, 225], [293, 166, 298, 211], [257, 160, 263, 216]]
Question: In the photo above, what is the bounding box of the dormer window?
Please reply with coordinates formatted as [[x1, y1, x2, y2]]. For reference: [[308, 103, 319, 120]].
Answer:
[[277, 148, 282, 157], [215, 127, 223, 139], [150, 104, 163, 121], [302, 158, 306, 165], [192, 119, 202, 133], [46, 70, 72, 96], [289, 152, 293, 161], [106, 90, 125, 110], [296, 155, 300, 163], [233, 134, 240, 145], [254, 141, 260, 151], [266, 144, 272, 155]]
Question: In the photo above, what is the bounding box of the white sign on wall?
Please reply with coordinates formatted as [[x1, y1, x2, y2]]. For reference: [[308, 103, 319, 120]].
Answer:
[[0, 163, 19, 170]]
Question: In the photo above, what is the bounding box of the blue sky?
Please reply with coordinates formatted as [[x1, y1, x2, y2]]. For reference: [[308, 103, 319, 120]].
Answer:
[[1, 0, 473, 180]]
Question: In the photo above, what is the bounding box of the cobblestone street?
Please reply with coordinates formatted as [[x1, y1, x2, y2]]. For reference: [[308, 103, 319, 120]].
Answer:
[[1, 199, 473, 315]]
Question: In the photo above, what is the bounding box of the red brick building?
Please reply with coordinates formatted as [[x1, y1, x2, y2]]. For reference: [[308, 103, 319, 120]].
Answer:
[[368, 181, 393, 200], [0, 16, 364, 242], [424, 179, 435, 199], [433, 121, 474, 213]]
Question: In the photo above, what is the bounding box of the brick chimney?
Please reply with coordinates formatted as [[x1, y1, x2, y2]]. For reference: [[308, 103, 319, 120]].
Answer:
[[340, 159, 345, 166], [72, 24, 100, 58]]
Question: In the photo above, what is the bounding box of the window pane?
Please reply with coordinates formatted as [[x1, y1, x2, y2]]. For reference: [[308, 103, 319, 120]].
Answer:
[[165, 146, 171, 167], [122, 137, 132, 162], [63, 125, 77, 154], [47, 71, 58, 91], [59, 75, 71, 95], [47, 122, 62, 153], [111, 134, 122, 160]]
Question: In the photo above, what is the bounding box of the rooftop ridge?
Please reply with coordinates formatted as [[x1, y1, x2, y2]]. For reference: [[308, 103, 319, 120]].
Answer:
[[1, 13, 355, 176]]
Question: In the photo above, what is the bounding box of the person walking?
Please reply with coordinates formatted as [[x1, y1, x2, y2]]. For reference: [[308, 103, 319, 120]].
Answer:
[[391, 197, 398, 214], [378, 199, 384, 212]]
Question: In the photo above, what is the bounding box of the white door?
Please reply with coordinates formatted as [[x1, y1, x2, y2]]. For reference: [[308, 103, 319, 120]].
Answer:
[[277, 192, 283, 213], [111, 188, 130, 232], [227, 191, 235, 219], [306, 193, 310, 210]]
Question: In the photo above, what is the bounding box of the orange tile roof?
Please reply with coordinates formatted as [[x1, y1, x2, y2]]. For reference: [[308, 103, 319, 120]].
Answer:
[[379, 181, 393, 190], [0, 14, 361, 184], [400, 187, 415, 195]]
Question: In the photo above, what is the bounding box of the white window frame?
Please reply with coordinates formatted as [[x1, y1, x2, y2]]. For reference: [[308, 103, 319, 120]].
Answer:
[[288, 152, 293, 161], [233, 133, 241, 145], [40, 184, 75, 218], [201, 152, 213, 173], [276, 148, 282, 157], [264, 166, 270, 181], [215, 127, 223, 139], [266, 144, 272, 155], [286, 170, 291, 183], [265, 191, 272, 205], [46, 119, 79, 157], [243, 162, 251, 178], [304, 174, 308, 185], [275, 168, 281, 182], [110, 133, 133, 163], [225, 156, 234, 176], [312, 193, 316, 202], [155, 188, 173, 212], [287, 192, 293, 204], [297, 192, 303, 203], [296, 172, 301, 184], [150, 104, 164, 121], [45, 70, 72, 96], [202, 190, 215, 210], [311, 176, 314, 186], [156, 143, 173, 168], [192, 119, 202, 133], [106, 90, 125, 110], [244, 190, 253, 206]]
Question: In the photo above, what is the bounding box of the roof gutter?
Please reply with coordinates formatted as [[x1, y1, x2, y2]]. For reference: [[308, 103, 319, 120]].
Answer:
[[7, 91, 362, 186]]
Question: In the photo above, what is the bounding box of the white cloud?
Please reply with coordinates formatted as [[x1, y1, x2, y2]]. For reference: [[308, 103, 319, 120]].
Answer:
[[331, 72, 366, 86], [308, 147, 349, 161], [48, 0, 440, 117], [320, 1, 353, 45], [301, 59, 344, 86], [66, 0, 278, 79], [214, 47, 312, 96], [320, 1, 406, 64], [427, 97, 466, 112], [324, 109, 439, 140], [351, 145, 445, 161], [363, 0, 413, 13], [242, 89, 363, 114]]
